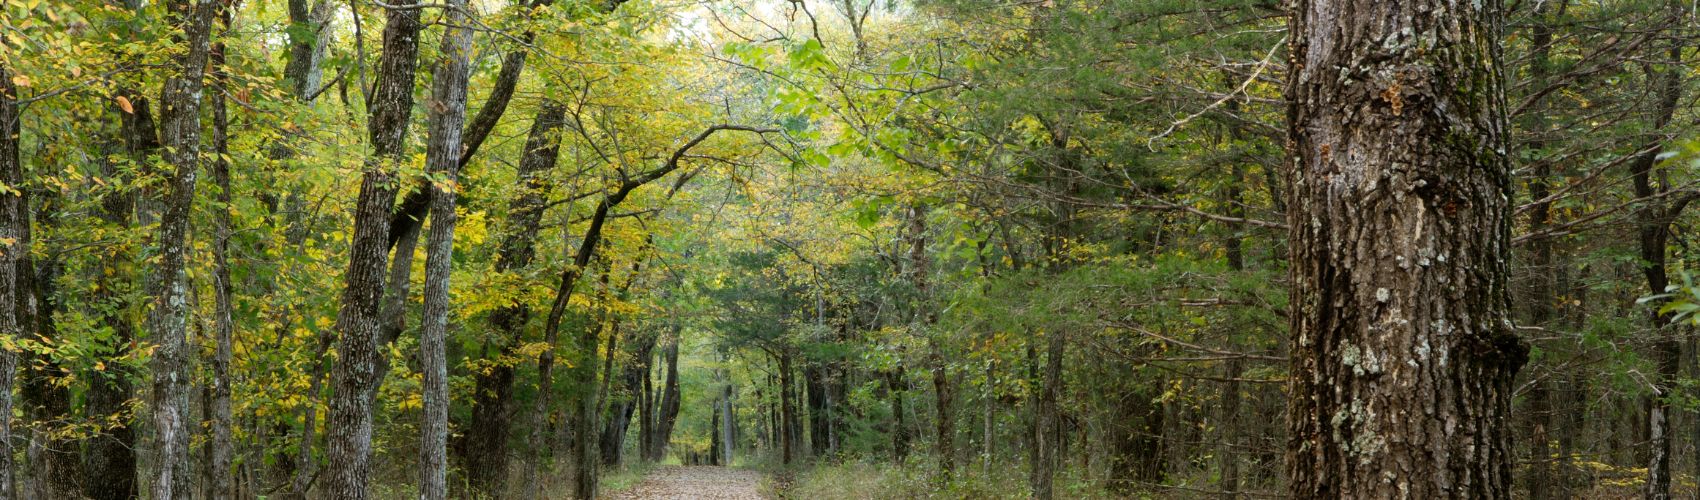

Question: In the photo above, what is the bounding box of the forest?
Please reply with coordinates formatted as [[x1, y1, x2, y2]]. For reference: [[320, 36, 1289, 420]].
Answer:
[[2, 0, 1699, 498]]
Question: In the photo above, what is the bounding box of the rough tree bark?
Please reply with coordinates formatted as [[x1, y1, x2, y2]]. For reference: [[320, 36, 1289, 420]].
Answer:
[[148, 0, 217, 496], [1285, 0, 1529, 496], [0, 37, 27, 500], [418, 0, 474, 497], [324, 0, 423, 496]]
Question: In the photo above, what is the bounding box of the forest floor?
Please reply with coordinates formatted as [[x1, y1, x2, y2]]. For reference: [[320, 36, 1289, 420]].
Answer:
[[609, 465, 768, 499]]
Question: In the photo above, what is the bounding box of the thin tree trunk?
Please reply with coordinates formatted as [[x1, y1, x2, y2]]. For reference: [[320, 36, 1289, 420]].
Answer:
[[1030, 332, 1064, 500], [206, 24, 237, 499], [1285, 0, 1528, 496], [1636, 5, 1689, 497], [325, 0, 424, 496], [780, 350, 796, 465], [1521, 3, 1558, 497], [149, 0, 218, 495], [889, 364, 908, 461], [418, 0, 474, 496]]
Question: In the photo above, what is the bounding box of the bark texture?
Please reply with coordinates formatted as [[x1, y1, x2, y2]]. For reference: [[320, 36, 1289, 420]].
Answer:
[[419, 0, 474, 496], [148, 0, 217, 496], [325, 1, 423, 497], [0, 36, 26, 500], [1285, 0, 1528, 496]]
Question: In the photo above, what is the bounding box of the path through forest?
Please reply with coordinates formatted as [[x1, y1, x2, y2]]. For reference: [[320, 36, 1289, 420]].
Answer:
[[611, 466, 768, 499]]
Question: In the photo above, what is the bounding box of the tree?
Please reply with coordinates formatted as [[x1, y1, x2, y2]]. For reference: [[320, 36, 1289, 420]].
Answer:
[[324, 1, 423, 496], [417, 0, 474, 496], [1285, 0, 1529, 497], [147, 0, 217, 496], [0, 29, 27, 500]]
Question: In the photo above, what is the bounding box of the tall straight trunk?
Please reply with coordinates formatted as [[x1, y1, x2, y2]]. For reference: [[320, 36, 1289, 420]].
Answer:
[[1217, 80, 1248, 500], [0, 40, 27, 499], [464, 100, 565, 496], [418, 1, 474, 497], [1636, 5, 1689, 497], [594, 311, 622, 466], [720, 383, 735, 463], [324, 0, 423, 496], [1285, 0, 1528, 496], [148, 1, 217, 496], [1520, 3, 1558, 497], [205, 27, 237, 500]]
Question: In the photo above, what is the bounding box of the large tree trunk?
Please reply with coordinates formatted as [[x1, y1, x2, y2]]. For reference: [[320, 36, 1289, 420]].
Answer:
[[418, 0, 474, 497], [0, 38, 27, 500], [1285, 0, 1528, 496], [324, 0, 423, 496], [148, 0, 218, 496]]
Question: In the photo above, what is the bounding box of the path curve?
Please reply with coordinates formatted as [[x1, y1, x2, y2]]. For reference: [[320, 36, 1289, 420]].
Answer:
[[610, 465, 767, 499]]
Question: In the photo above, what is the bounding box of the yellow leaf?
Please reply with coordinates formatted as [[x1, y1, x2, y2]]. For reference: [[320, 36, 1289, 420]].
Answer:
[[8, 75, 26, 88], [115, 95, 134, 114]]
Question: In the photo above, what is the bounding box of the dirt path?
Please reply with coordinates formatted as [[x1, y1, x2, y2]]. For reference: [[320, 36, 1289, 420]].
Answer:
[[610, 466, 768, 499]]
